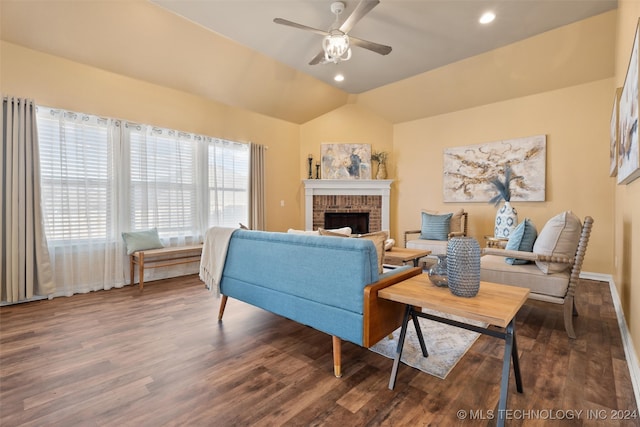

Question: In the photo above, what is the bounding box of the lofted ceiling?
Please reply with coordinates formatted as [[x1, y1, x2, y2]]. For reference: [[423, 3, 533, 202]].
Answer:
[[0, 0, 617, 124], [151, 0, 617, 94]]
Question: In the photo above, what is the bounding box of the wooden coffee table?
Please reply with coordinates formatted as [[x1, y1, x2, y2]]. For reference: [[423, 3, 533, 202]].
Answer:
[[378, 274, 529, 427], [383, 247, 431, 267]]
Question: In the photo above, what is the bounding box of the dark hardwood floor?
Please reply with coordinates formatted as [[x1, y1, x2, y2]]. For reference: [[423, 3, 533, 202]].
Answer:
[[1, 275, 638, 426]]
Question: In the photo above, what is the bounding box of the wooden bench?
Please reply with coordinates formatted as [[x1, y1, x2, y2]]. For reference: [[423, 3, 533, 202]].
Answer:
[[129, 244, 203, 290]]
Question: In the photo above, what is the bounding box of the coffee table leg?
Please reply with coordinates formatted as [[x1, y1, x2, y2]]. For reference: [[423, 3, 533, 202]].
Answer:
[[497, 319, 517, 427], [511, 326, 523, 393], [410, 309, 428, 357], [388, 305, 412, 390]]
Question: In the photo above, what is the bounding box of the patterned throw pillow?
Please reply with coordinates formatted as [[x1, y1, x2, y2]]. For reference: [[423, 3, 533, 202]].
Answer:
[[504, 219, 538, 265], [420, 212, 452, 241], [121, 228, 164, 255]]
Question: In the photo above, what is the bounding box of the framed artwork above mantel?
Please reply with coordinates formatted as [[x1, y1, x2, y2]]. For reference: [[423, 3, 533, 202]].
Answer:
[[320, 143, 371, 180]]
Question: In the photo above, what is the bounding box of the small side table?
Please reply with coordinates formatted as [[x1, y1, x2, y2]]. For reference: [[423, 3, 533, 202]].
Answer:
[[383, 247, 431, 267], [379, 275, 529, 427], [484, 235, 509, 249]]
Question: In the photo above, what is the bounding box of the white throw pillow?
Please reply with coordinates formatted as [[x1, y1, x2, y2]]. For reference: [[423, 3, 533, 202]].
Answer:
[[384, 238, 395, 251], [532, 211, 582, 274], [287, 226, 352, 236], [287, 229, 320, 235]]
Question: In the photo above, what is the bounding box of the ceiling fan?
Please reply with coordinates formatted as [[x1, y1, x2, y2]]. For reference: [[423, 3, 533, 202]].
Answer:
[[273, 0, 392, 65]]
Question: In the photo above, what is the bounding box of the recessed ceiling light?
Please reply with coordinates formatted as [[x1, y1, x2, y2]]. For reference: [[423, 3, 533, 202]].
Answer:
[[479, 11, 496, 24], [334, 74, 345, 82]]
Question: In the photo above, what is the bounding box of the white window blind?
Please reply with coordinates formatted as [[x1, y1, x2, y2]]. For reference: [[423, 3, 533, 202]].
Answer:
[[37, 107, 249, 242], [37, 108, 117, 242], [127, 125, 198, 236], [208, 138, 249, 227]]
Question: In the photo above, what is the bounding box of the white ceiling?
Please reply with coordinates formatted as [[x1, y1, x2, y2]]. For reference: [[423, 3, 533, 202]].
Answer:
[[151, 0, 617, 94]]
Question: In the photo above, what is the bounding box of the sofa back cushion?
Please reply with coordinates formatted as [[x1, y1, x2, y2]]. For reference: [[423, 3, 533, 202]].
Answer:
[[532, 211, 582, 274], [222, 230, 379, 314], [319, 229, 388, 274]]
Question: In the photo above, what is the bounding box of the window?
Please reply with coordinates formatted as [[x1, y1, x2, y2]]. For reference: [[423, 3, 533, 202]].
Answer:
[[37, 109, 117, 242], [208, 138, 249, 227], [127, 126, 198, 236], [37, 107, 249, 243]]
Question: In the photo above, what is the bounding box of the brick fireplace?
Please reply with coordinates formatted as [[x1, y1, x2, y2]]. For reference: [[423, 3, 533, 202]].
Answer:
[[303, 180, 392, 232]]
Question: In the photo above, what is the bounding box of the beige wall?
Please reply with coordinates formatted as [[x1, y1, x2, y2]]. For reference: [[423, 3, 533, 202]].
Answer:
[[614, 2, 640, 361], [393, 79, 614, 274], [0, 41, 301, 233], [299, 77, 615, 275], [299, 103, 394, 227]]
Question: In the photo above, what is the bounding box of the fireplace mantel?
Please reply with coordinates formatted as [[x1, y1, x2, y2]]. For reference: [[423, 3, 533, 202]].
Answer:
[[303, 180, 392, 231]]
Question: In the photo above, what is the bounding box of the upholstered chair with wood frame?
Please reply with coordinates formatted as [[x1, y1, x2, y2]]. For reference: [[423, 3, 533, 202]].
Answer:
[[404, 209, 468, 262], [480, 213, 593, 338]]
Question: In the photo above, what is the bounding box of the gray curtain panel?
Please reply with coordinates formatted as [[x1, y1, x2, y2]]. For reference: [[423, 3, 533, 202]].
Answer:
[[1, 96, 55, 302], [248, 143, 266, 231]]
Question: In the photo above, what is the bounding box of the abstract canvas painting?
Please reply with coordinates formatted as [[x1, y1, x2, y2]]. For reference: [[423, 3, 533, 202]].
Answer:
[[443, 135, 546, 202], [321, 143, 371, 179], [618, 18, 640, 185], [610, 87, 622, 177]]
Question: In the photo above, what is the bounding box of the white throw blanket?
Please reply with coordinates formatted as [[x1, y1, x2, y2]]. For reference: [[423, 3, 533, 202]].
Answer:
[[199, 226, 237, 297]]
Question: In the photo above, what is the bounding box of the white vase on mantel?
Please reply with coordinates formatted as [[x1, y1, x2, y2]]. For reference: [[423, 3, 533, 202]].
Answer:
[[494, 201, 518, 238]]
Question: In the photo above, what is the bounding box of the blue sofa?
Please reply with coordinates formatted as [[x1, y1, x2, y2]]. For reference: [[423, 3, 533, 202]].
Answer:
[[216, 229, 422, 377]]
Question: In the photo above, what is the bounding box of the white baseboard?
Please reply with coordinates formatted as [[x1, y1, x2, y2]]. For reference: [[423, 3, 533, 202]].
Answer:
[[581, 271, 640, 409]]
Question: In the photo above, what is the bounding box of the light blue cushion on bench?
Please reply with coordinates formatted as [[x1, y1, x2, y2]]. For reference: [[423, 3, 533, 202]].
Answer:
[[122, 228, 164, 255]]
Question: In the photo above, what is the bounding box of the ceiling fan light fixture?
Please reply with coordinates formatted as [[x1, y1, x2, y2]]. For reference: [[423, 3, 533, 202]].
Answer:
[[323, 30, 351, 63]]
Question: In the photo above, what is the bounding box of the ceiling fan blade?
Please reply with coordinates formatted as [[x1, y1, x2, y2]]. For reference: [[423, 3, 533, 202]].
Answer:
[[349, 36, 392, 55], [308, 50, 326, 66], [273, 18, 329, 37], [339, 0, 380, 34]]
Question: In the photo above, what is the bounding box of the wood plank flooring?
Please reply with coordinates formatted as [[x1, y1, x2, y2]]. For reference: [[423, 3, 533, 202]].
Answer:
[[1, 275, 638, 426]]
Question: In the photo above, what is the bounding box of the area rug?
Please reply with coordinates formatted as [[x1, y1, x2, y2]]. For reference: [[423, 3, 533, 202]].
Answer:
[[369, 308, 487, 379]]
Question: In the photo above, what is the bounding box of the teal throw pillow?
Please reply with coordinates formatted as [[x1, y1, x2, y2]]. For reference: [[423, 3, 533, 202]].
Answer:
[[122, 228, 164, 255], [505, 218, 538, 265], [420, 212, 452, 241]]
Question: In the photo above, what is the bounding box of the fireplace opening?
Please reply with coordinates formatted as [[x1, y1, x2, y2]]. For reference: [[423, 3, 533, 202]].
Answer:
[[324, 212, 369, 234]]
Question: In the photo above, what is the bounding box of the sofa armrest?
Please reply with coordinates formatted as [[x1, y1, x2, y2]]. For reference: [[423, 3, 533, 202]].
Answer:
[[482, 248, 573, 264], [403, 230, 421, 247], [448, 231, 465, 238], [362, 266, 422, 347]]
